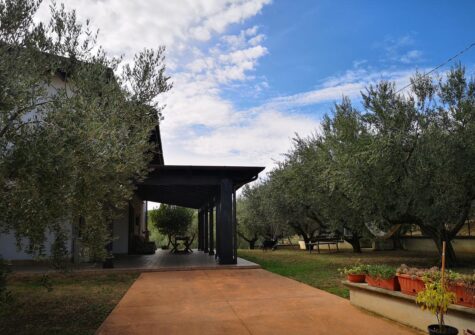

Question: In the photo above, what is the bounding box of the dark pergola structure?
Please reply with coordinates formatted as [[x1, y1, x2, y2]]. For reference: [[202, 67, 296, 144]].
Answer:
[[136, 164, 264, 265]]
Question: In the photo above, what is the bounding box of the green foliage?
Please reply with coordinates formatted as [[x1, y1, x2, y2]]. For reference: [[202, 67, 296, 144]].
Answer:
[[366, 264, 396, 280], [39, 274, 53, 292], [416, 276, 456, 327], [0, 257, 12, 305], [0, 0, 172, 259], [339, 262, 368, 275], [242, 64, 475, 264], [237, 184, 289, 245], [149, 205, 195, 240], [452, 273, 475, 288], [146, 215, 168, 247], [49, 229, 70, 270]]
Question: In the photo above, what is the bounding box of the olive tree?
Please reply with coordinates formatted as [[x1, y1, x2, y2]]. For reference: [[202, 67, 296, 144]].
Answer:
[[149, 205, 195, 247], [0, 0, 172, 259], [329, 67, 475, 265]]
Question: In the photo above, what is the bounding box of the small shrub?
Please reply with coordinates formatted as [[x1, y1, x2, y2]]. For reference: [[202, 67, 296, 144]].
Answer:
[[449, 272, 475, 287], [339, 263, 368, 276], [50, 230, 71, 271], [0, 257, 12, 305], [396, 264, 439, 279], [416, 276, 456, 328], [366, 264, 396, 280], [39, 274, 54, 292]]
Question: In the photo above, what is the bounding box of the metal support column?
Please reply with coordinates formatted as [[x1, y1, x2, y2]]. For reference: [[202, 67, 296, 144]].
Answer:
[[233, 189, 237, 262], [203, 207, 209, 253], [218, 178, 235, 264], [215, 199, 221, 260], [197, 208, 203, 251], [209, 206, 215, 255]]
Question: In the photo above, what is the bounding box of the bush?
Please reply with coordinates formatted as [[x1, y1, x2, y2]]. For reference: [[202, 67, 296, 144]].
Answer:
[[0, 257, 12, 304], [416, 276, 456, 328], [451, 273, 475, 288], [366, 264, 396, 280], [50, 230, 71, 270], [397, 264, 439, 279], [339, 263, 368, 275], [149, 205, 195, 241]]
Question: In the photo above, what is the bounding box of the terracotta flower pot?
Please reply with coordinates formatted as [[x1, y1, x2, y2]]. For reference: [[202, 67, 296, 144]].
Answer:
[[448, 283, 474, 307], [347, 274, 366, 283], [365, 275, 400, 291], [397, 274, 425, 296]]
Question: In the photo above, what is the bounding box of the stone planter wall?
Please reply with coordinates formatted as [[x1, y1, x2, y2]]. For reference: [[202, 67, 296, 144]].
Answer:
[[344, 281, 475, 332]]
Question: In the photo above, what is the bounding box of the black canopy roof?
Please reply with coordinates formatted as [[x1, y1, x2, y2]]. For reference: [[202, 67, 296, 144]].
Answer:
[[136, 165, 264, 209]]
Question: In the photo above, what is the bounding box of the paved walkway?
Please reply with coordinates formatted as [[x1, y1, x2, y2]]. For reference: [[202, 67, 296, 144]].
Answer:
[[97, 269, 421, 335]]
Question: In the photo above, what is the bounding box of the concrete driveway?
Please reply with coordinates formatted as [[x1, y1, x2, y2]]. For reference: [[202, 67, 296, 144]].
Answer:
[[97, 269, 421, 335]]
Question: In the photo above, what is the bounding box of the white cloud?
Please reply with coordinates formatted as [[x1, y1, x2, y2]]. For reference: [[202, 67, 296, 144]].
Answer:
[[35, 0, 271, 57], [376, 34, 423, 65], [400, 50, 423, 64], [161, 65, 420, 174], [162, 109, 320, 169], [256, 68, 417, 113], [34, 1, 424, 177]]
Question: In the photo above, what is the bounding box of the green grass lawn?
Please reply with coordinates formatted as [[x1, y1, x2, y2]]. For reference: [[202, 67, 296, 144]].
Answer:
[[238, 249, 475, 299], [0, 271, 139, 335]]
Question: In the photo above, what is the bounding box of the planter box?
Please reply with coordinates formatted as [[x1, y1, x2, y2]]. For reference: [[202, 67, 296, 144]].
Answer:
[[347, 274, 366, 283], [365, 275, 400, 291], [449, 283, 475, 308], [397, 274, 425, 296], [344, 281, 475, 333]]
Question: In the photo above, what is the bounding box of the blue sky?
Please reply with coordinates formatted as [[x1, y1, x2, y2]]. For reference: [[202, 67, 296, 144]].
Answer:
[[37, 1, 475, 171], [231, 0, 475, 109]]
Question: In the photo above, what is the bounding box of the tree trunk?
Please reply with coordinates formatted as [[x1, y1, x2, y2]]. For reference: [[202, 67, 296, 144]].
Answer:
[[345, 237, 362, 253], [391, 228, 404, 250], [344, 230, 362, 253], [433, 234, 457, 268], [301, 235, 313, 250], [237, 231, 258, 250], [421, 226, 458, 267]]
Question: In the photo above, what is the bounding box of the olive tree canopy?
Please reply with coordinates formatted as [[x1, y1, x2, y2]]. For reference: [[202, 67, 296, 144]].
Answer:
[[0, 0, 172, 259], [149, 205, 195, 245]]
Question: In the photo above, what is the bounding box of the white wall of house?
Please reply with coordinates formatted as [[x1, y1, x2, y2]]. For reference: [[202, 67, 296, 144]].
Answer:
[[0, 224, 73, 261], [112, 211, 129, 254], [1, 199, 144, 260], [111, 196, 147, 254], [130, 196, 146, 238]]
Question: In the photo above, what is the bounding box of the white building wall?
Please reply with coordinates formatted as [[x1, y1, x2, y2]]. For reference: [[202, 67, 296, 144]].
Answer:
[[0, 223, 73, 261], [112, 211, 129, 254]]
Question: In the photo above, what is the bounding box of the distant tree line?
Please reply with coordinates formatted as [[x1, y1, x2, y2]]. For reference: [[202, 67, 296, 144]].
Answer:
[[237, 65, 475, 266]]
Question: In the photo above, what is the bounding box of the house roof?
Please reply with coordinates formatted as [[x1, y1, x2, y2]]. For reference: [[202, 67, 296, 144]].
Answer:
[[136, 164, 264, 208]]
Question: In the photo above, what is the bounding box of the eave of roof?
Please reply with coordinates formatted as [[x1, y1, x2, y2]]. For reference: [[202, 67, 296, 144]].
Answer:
[[137, 164, 265, 208]]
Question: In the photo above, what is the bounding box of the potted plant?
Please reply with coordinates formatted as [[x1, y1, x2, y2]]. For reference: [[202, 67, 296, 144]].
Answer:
[[365, 264, 400, 291], [339, 263, 367, 283], [416, 276, 457, 334], [416, 241, 458, 335], [397, 264, 438, 296], [448, 273, 475, 308]]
